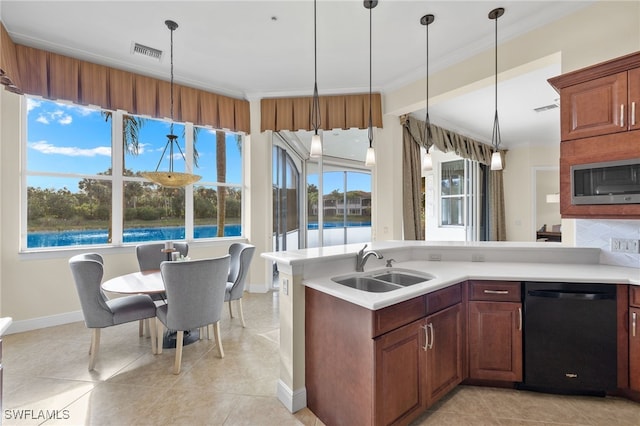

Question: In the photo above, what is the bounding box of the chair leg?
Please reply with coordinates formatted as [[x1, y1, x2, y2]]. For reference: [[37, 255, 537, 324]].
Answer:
[[228, 300, 234, 318], [139, 319, 144, 337], [174, 330, 184, 374], [89, 328, 100, 371], [149, 318, 158, 355], [237, 298, 246, 328], [156, 318, 163, 355], [213, 321, 224, 358]]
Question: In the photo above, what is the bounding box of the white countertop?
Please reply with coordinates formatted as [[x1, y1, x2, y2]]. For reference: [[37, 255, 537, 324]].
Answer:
[[263, 241, 640, 310], [303, 260, 640, 310]]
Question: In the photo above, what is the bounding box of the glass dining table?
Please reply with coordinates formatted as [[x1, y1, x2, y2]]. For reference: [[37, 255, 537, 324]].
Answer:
[[102, 270, 200, 348]]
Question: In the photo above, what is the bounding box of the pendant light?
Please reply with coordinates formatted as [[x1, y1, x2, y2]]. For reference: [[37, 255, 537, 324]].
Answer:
[[364, 0, 378, 167], [421, 14, 435, 172], [141, 20, 201, 187], [489, 7, 504, 171], [309, 0, 323, 158]]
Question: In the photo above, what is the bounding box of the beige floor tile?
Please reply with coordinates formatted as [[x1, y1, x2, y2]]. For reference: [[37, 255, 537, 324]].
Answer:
[[3, 291, 640, 426]]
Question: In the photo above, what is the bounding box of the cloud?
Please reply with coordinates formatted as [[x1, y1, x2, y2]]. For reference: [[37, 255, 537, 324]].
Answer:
[[29, 141, 111, 157], [27, 98, 42, 112], [34, 110, 73, 126]]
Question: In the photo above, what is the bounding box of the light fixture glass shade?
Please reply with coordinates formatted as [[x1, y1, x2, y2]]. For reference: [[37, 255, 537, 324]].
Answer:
[[310, 133, 322, 157], [141, 171, 202, 188], [422, 151, 433, 172], [546, 193, 560, 203], [490, 151, 503, 170], [365, 146, 376, 167]]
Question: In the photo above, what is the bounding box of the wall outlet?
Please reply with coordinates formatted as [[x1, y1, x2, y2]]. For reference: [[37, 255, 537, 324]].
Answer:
[[282, 278, 289, 295], [471, 254, 485, 262], [429, 253, 442, 261], [611, 238, 640, 253]]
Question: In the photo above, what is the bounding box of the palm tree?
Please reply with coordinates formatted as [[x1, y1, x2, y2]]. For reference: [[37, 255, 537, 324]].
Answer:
[[216, 130, 226, 237]]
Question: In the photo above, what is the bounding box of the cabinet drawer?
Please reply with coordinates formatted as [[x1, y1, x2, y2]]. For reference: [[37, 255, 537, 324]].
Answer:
[[469, 281, 521, 302], [373, 295, 425, 337], [631, 286, 640, 308], [426, 284, 462, 315]]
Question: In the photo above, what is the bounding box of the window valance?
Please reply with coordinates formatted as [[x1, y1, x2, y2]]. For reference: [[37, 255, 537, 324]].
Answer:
[[0, 22, 249, 133], [261, 93, 383, 132]]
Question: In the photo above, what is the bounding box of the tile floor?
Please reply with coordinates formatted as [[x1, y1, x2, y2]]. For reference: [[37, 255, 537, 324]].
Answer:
[[3, 291, 640, 425]]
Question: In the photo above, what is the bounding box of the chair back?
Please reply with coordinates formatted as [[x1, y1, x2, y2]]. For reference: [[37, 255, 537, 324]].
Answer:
[[227, 243, 256, 300], [160, 255, 230, 331], [69, 253, 113, 328], [136, 242, 188, 271]]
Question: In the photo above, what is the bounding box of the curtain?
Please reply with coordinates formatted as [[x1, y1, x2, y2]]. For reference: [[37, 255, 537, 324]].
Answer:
[[0, 22, 250, 133], [401, 116, 424, 240], [401, 115, 507, 241], [261, 93, 383, 132]]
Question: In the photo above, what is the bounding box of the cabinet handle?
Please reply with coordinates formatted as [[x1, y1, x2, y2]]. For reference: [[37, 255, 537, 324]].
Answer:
[[632, 102, 636, 126], [484, 289, 509, 295], [621, 104, 625, 127], [421, 324, 429, 351], [633, 312, 637, 338], [427, 323, 434, 350], [518, 307, 522, 331]]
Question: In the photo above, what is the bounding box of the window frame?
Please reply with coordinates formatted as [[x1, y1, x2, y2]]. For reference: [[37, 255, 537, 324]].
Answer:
[[21, 95, 245, 252]]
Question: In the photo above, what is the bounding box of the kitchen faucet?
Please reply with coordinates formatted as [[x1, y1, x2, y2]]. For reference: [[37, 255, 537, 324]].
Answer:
[[355, 244, 383, 272]]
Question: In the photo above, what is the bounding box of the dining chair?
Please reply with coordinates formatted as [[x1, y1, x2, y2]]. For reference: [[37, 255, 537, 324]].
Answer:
[[156, 255, 230, 374], [69, 253, 157, 371], [225, 243, 256, 327], [135, 242, 189, 336]]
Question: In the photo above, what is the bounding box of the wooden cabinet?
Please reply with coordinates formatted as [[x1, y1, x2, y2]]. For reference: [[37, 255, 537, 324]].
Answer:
[[558, 71, 628, 141], [630, 286, 640, 392], [424, 303, 464, 406], [548, 51, 640, 218], [374, 285, 463, 425], [375, 319, 427, 426], [468, 281, 522, 382], [305, 283, 463, 426]]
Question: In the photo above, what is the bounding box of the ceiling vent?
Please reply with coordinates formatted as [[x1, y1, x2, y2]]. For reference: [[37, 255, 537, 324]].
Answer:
[[131, 42, 163, 60], [533, 103, 559, 113]]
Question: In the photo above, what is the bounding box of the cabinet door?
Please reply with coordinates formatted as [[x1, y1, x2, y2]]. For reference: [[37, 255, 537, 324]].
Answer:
[[469, 301, 522, 382], [560, 72, 627, 141], [630, 307, 640, 392], [374, 319, 427, 426], [425, 303, 463, 407], [629, 68, 640, 131]]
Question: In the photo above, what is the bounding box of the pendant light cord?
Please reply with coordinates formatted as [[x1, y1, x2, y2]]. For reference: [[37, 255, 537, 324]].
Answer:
[[368, 5, 373, 146], [312, 0, 320, 134], [492, 11, 501, 151], [424, 17, 430, 146]]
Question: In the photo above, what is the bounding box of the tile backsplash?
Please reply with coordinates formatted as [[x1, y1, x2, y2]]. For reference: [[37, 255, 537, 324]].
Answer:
[[575, 219, 640, 268]]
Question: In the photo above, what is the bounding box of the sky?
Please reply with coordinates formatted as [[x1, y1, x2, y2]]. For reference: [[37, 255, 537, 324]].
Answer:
[[26, 97, 242, 192]]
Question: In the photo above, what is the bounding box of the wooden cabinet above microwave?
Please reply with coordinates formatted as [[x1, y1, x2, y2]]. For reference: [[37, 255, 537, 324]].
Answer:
[[549, 51, 640, 218], [549, 51, 640, 142]]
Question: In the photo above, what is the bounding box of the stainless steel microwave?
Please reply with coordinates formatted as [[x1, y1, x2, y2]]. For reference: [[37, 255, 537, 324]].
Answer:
[[571, 158, 640, 205]]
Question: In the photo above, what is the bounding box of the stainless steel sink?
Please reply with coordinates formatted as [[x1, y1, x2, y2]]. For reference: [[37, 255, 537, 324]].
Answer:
[[331, 268, 434, 292], [333, 276, 401, 292], [372, 271, 430, 286]]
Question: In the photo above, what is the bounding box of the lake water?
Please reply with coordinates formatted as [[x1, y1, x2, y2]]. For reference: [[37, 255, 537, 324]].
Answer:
[[27, 225, 242, 248], [27, 222, 371, 248]]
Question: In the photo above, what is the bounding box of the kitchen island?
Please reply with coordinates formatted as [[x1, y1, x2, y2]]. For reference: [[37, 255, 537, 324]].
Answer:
[[262, 241, 640, 423]]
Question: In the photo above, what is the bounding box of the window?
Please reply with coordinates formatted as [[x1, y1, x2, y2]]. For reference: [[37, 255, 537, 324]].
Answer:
[[440, 160, 465, 226], [24, 96, 243, 250]]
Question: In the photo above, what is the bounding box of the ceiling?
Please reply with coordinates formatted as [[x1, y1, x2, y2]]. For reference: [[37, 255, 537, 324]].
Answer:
[[1, 1, 595, 152]]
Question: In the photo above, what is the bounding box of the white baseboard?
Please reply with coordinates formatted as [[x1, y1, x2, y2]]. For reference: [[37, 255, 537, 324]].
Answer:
[[277, 380, 307, 413], [6, 310, 84, 334]]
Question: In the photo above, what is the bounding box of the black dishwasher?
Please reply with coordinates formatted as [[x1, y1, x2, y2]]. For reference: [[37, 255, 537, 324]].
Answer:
[[521, 282, 617, 396]]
